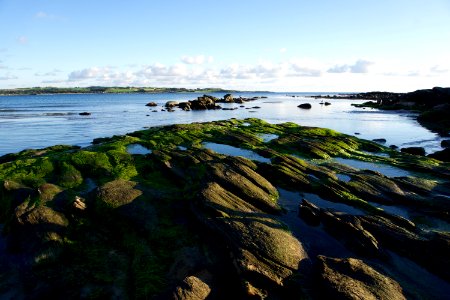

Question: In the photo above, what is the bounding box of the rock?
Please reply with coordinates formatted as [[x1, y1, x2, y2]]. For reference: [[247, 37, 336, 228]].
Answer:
[[223, 94, 234, 103], [165, 101, 180, 108], [73, 195, 87, 211], [346, 173, 406, 205], [298, 199, 321, 226], [188, 96, 218, 110], [8, 202, 69, 253], [95, 179, 156, 230], [220, 218, 307, 285], [358, 215, 450, 280], [96, 179, 143, 209], [79, 112, 91, 116], [319, 211, 381, 257], [428, 147, 450, 162], [400, 147, 426, 156], [372, 138, 387, 144], [206, 162, 281, 214], [145, 102, 158, 107], [172, 273, 212, 300], [298, 103, 312, 109], [324, 102, 331, 106], [316, 256, 406, 300], [441, 139, 450, 148], [178, 102, 191, 111]]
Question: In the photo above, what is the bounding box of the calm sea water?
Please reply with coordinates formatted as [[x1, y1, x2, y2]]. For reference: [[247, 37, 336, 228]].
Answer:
[[0, 92, 445, 156]]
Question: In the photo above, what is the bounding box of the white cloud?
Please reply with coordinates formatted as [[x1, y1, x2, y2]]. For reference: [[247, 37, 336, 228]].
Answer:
[[350, 60, 373, 73], [17, 36, 28, 45], [327, 64, 349, 73], [35, 69, 62, 77], [280, 48, 287, 53], [430, 65, 448, 74], [181, 55, 213, 65], [59, 56, 448, 92], [41, 79, 67, 84], [327, 59, 373, 74], [138, 63, 189, 77], [35, 11, 49, 18], [0, 73, 18, 80], [34, 11, 65, 21], [68, 67, 107, 81]]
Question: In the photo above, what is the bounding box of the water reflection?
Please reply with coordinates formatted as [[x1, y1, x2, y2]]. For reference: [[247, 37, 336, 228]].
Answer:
[[202, 142, 271, 163]]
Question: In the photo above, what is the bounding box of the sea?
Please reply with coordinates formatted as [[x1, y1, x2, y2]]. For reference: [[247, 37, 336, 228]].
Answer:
[[0, 92, 445, 156]]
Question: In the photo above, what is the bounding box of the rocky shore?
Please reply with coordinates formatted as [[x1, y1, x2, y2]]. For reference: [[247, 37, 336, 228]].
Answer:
[[0, 118, 449, 299], [312, 87, 450, 138]]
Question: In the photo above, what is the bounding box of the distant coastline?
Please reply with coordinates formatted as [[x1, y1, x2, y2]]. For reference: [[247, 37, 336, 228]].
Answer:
[[0, 86, 270, 96]]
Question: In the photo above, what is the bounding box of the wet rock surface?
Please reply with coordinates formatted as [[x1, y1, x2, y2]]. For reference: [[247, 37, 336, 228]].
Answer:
[[0, 118, 449, 299]]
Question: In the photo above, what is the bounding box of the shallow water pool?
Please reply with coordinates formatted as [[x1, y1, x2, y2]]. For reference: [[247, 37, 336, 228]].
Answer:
[[202, 142, 271, 163]]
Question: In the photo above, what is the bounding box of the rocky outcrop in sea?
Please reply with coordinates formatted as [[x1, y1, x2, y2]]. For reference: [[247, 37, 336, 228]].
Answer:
[[0, 118, 449, 299]]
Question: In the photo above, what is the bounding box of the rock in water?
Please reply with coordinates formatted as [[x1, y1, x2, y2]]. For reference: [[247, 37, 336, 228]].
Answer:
[[400, 147, 426, 156], [298, 103, 312, 109], [223, 93, 234, 103], [428, 147, 450, 162], [165, 101, 179, 108]]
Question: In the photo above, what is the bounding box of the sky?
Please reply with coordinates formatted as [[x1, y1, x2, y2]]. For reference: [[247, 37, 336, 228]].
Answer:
[[0, 0, 449, 92]]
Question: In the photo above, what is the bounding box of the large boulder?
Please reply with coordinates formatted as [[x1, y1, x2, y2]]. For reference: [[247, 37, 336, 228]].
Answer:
[[316, 256, 406, 300], [189, 96, 219, 110], [165, 101, 180, 108], [428, 147, 450, 162]]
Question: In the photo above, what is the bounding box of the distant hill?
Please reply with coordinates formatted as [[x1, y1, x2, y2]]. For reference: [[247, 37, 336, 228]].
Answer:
[[0, 86, 269, 96]]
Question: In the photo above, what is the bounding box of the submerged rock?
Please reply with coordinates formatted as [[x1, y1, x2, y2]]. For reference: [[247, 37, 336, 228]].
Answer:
[[372, 138, 387, 144]]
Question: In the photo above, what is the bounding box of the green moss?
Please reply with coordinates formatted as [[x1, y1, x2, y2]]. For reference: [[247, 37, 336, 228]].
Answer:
[[0, 157, 53, 187], [56, 162, 83, 188], [107, 150, 138, 180], [71, 151, 112, 177]]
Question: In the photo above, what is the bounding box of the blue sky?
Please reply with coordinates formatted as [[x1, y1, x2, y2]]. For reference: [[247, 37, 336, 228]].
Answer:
[[0, 0, 449, 92]]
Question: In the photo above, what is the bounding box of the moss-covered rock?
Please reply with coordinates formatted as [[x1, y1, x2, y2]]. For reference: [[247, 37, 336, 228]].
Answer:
[[1, 118, 449, 298]]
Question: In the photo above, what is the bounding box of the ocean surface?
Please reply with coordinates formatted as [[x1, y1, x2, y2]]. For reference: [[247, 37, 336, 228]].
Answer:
[[0, 92, 445, 156]]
